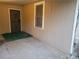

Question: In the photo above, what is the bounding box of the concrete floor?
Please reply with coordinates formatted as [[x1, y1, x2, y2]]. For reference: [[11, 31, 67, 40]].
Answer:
[[0, 37, 61, 59]]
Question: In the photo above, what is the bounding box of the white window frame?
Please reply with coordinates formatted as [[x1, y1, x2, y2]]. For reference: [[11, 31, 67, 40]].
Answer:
[[34, 1, 45, 30]]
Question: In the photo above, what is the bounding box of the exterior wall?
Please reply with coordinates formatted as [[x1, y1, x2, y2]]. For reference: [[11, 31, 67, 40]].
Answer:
[[0, 3, 23, 34], [23, 0, 76, 57]]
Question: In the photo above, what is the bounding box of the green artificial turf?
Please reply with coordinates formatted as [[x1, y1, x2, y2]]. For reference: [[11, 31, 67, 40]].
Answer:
[[2, 32, 32, 42]]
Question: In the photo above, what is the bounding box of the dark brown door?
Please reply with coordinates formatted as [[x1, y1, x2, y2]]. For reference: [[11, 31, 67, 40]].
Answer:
[[10, 9, 21, 33]]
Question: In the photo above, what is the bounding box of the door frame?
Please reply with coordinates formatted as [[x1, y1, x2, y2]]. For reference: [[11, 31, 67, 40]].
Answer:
[[70, 0, 79, 54], [8, 8, 22, 32]]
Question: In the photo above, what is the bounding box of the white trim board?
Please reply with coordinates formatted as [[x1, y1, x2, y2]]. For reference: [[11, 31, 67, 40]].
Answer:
[[8, 8, 23, 32], [34, 1, 45, 30], [70, 0, 79, 54]]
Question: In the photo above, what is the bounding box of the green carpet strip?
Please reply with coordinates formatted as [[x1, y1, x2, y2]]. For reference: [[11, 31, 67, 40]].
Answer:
[[2, 32, 32, 42]]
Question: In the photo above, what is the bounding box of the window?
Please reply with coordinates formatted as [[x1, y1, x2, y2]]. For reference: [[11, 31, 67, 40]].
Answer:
[[34, 1, 45, 29]]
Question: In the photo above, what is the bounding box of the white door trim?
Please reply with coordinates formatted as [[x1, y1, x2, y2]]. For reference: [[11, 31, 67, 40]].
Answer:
[[70, 0, 79, 54], [8, 8, 22, 32]]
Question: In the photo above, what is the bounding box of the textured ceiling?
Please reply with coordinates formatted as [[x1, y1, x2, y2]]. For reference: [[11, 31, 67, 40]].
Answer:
[[0, 0, 38, 5], [0, 0, 73, 5]]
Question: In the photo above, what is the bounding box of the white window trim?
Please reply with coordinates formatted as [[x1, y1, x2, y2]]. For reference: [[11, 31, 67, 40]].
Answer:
[[34, 1, 45, 30]]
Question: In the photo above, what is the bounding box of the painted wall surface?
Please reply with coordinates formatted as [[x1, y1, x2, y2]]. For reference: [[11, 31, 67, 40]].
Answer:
[[23, 0, 76, 56], [0, 3, 23, 34]]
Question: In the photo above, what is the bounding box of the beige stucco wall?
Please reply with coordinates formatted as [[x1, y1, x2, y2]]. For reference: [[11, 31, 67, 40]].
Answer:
[[23, 0, 76, 56], [45, 0, 76, 54], [0, 3, 23, 34]]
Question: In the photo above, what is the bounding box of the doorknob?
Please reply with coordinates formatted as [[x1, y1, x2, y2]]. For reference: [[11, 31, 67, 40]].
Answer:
[[73, 42, 76, 48]]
